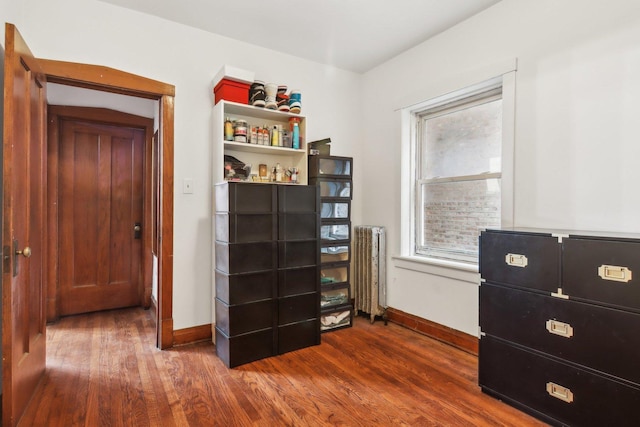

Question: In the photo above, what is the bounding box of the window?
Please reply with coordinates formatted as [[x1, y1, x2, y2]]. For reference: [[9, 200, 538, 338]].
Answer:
[[410, 77, 512, 265]]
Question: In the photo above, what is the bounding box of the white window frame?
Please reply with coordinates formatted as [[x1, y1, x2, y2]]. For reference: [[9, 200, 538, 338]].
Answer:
[[399, 69, 516, 271]]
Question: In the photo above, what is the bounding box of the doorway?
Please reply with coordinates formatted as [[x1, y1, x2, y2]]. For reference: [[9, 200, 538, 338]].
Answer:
[[3, 24, 175, 427], [38, 58, 176, 349], [47, 106, 154, 318]]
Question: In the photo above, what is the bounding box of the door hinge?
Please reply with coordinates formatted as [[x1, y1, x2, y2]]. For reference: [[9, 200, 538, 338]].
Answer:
[[3, 245, 10, 275]]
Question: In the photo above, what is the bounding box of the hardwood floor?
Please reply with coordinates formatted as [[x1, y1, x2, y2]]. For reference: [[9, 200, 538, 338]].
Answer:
[[19, 308, 546, 426]]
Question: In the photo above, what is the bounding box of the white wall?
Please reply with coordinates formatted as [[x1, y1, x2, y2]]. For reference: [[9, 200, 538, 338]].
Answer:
[[1, 0, 362, 330], [361, 0, 640, 335]]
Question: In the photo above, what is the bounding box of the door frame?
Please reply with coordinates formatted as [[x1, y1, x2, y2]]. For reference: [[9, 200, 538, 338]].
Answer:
[[38, 59, 175, 349], [47, 105, 154, 318]]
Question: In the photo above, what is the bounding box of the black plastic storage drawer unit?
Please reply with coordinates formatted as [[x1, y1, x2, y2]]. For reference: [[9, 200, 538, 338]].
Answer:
[[214, 182, 320, 368], [278, 266, 318, 297], [321, 284, 350, 310], [214, 241, 276, 274], [321, 243, 350, 264], [215, 212, 276, 243], [308, 156, 352, 179], [308, 155, 354, 333], [310, 179, 351, 199], [215, 269, 276, 306], [320, 304, 353, 332], [215, 181, 277, 213], [320, 220, 351, 243], [278, 318, 320, 354]]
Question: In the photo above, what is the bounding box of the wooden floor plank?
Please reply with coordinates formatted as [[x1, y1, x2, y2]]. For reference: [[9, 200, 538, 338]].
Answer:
[[19, 308, 547, 426]]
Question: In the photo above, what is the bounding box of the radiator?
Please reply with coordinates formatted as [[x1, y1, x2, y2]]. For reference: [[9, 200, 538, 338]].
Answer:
[[353, 225, 387, 323]]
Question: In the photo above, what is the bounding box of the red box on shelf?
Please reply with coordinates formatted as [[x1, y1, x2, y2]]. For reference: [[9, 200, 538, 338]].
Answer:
[[214, 79, 250, 105]]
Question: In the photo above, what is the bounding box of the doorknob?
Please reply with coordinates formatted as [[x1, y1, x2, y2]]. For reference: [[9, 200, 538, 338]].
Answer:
[[134, 222, 142, 239], [16, 246, 32, 258], [11, 240, 31, 277]]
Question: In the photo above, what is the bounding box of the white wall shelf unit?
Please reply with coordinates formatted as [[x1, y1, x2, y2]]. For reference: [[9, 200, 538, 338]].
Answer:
[[212, 100, 308, 186]]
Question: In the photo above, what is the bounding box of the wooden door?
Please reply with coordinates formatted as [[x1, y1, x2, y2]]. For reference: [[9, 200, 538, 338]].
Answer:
[[2, 24, 47, 427], [58, 119, 144, 315]]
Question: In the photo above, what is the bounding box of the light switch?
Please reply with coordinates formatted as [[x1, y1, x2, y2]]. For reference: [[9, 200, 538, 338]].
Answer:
[[183, 178, 194, 194]]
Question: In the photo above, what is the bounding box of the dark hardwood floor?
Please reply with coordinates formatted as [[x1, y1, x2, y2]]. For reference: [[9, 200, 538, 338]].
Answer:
[[19, 308, 546, 426]]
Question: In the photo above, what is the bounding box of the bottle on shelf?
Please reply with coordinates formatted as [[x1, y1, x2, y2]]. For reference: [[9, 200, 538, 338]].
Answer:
[[292, 122, 300, 149], [224, 117, 233, 141]]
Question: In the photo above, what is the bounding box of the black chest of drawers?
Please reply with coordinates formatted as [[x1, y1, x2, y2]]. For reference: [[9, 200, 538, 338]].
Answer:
[[479, 228, 640, 427]]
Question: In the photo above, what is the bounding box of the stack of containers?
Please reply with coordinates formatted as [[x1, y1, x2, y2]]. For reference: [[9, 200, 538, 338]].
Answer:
[[214, 183, 278, 368], [308, 155, 354, 332], [214, 182, 320, 368], [276, 185, 321, 353]]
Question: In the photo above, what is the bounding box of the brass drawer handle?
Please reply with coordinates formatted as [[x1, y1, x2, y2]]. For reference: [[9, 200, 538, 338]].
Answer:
[[505, 253, 528, 268], [546, 382, 574, 403], [598, 264, 632, 283], [546, 319, 574, 338]]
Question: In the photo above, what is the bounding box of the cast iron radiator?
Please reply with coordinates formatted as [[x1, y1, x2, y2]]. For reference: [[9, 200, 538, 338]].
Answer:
[[353, 225, 387, 323]]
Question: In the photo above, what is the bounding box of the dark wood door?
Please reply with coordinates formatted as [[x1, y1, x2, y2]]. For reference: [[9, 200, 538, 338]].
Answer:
[[2, 23, 47, 427], [58, 119, 144, 315]]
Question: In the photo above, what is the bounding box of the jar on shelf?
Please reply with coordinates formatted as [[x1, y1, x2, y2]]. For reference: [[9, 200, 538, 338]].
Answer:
[[233, 120, 248, 143]]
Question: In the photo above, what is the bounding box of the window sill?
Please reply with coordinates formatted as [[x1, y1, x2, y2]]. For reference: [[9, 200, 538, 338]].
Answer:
[[392, 255, 479, 284]]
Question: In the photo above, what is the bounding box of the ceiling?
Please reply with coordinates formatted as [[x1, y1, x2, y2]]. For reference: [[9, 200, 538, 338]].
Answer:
[[97, 0, 502, 73]]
